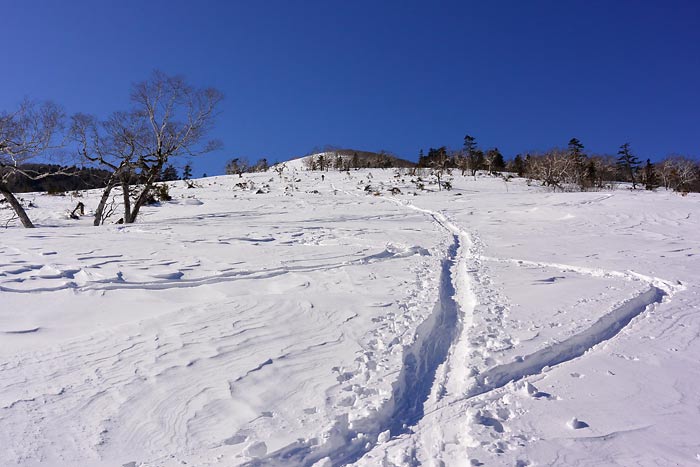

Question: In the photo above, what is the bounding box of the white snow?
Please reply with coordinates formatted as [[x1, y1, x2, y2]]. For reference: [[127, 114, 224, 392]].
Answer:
[[1, 164, 698, 466]]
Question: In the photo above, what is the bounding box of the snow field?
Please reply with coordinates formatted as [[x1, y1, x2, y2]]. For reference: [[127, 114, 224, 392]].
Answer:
[[1, 164, 698, 466]]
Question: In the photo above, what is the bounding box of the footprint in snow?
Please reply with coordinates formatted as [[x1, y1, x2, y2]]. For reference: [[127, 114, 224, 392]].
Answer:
[[523, 382, 554, 399], [568, 417, 589, 429], [223, 433, 247, 445], [474, 411, 504, 433], [244, 441, 267, 458]]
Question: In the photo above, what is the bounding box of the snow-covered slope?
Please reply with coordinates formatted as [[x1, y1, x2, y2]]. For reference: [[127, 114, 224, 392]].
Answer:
[[1, 167, 698, 466]]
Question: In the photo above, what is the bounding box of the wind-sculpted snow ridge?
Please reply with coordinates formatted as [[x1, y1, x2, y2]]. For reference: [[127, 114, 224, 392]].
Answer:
[[0, 244, 426, 295], [246, 237, 462, 467], [466, 285, 666, 399]]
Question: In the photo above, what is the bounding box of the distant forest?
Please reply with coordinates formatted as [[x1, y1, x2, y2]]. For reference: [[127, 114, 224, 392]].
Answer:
[[3, 163, 186, 194], [7, 142, 700, 196], [297, 139, 700, 193], [299, 148, 415, 171]]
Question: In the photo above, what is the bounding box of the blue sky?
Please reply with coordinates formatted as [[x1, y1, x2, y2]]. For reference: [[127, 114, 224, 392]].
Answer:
[[3, 0, 699, 175]]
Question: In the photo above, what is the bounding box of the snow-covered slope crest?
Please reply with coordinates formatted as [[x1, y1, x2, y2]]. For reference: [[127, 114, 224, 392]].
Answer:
[[273, 148, 415, 173], [272, 151, 343, 171], [0, 169, 698, 467], [270, 153, 316, 171]]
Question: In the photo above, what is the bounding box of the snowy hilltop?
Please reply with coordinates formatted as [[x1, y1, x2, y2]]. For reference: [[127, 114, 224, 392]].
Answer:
[[1, 165, 698, 466]]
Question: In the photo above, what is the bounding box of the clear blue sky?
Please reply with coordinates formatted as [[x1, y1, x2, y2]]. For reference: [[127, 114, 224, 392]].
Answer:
[[3, 0, 699, 175]]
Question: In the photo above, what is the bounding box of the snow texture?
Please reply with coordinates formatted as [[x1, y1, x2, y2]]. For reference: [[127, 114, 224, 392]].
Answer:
[[1, 162, 698, 466]]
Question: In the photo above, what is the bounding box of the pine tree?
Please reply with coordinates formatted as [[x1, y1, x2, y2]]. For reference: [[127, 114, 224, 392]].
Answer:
[[183, 163, 193, 180], [464, 134, 482, 176], [160, 164, 179, 182], [568, 138, 584, 157], [417, 149, 427, 167], [617, 143, 641, 189], [586, 159, 598, 188], [568, 138, 587, 189], [643, 159, 658, 191], [512, 154, 525, 177]]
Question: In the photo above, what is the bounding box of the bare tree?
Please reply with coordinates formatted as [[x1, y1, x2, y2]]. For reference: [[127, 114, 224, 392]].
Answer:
[[656, 158, 676, 190], [71, 112, 142, 225], [225, 157, 251, 177], [72, 71, 223, 225], [484, 147, 504, 175], [587, 155, 618, 190], [525, 149, 573, 190], [658, 156, 699, 192], [0, 100, 65, 228]]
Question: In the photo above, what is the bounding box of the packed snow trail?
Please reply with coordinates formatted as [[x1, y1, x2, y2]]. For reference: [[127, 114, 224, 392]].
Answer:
[[247, 237, 463, 466], [249, 197, 475, 466], [387, 237, 460, 435]]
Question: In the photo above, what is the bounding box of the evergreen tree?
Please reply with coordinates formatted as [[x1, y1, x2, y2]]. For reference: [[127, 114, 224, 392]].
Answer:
[[417, 149, 426, 167], [512, 154, 525, 177], [316, 153, 326, 171], [183, 163, 193, 180], [568, 137, 587, 189], [160, 164, 179, 182], [617, 143, 641, 189], [585, 159, 598, 188], [463, 134, 476, 154], [643, 159, 658, 191], [568, 138, 585, 158], [492, 148, 506, 172], [485, 147, 504, 174], [463, 134, 482, 176]]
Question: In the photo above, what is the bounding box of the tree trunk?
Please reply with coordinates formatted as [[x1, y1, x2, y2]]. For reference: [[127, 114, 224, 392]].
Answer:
[[121, 179, 131, 223], [0, 183, 35, 228], [127, 162, 164, 224], [93, 166, 127, 226], [93, 182, 116, 226]]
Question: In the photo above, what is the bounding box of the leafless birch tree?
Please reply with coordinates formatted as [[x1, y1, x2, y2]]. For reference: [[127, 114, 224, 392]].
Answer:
[[0, 100, 65, 228], [72, 71, 223, 225]]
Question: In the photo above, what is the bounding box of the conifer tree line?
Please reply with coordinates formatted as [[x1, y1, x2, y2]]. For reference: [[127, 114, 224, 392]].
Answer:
[[415, 135, 699, 193], [291, 136, 698, 194]]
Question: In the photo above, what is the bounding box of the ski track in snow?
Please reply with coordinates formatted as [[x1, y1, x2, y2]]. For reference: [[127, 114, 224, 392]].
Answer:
[[465, 285, 668, 399], [246, 237, 463, 467], [250, 191, 681, 466]]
